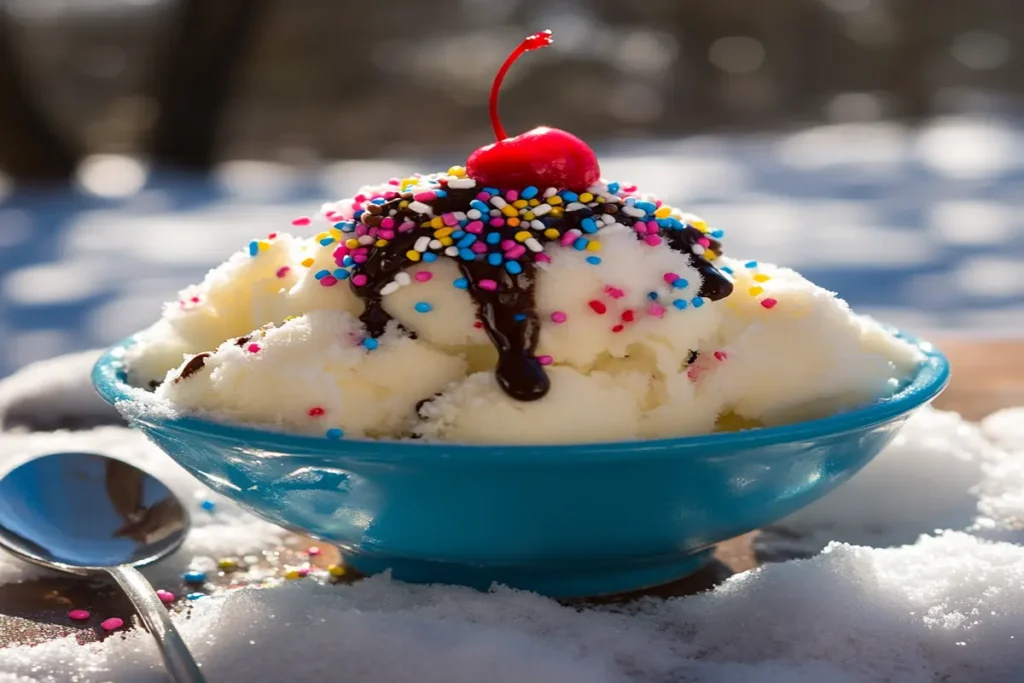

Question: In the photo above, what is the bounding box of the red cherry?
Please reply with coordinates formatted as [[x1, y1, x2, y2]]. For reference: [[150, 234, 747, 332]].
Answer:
[[466, 30, 600, 192]]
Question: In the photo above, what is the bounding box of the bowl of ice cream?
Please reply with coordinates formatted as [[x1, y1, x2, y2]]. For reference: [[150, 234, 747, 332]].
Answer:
[[91, 30, 949, 597]]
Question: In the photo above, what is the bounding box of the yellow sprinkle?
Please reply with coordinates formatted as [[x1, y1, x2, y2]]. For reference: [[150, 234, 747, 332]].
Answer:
[[420, 221, 432, 228], [284, 315, 296, 322], [596, 197, 606, 203], [429, 216, 444, 229], [400, 179, 417, 190], [345, 238, 359, 249], [514, 230, 531, 242], [512, 199, 529, 209], [543, 228, 560, 240], [439, 237, 454, 247], [507, 217, 521, 227], [579, 192, 594, 203], [329, 227, 343, 240], [523, 211, 536, 221], [749, 286, 764, 297], [501, 205, 518, 217], [753, 274, 771, 283], [549, 207, 564, 218], [406, 250, 421, 262], [218, 559, 238, 572], [654, 207, 672, 218], [316, 231, 330, 242], [375, 239, 388, 247], [692, 219, 708, 231], [284, 569, 303, 580], [546, 196, 563, 205], [447, 165, 466, 178], [528, 199, 541, 206], [399, 200, 409, 209], [328, 564, 346, 578], [586, 240, 602, 252], [704, 249, 718, 260], [434, 227, 454, 238], [257, 240, 270, 252], [301, 257, 315, 268]]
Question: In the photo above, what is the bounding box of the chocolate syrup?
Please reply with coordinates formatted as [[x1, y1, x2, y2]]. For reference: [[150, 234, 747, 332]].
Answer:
[[173, 352, 211, 383]]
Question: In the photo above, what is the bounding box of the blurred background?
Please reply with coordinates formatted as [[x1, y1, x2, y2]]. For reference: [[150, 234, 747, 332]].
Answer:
[[1, 0, 1022, 377]]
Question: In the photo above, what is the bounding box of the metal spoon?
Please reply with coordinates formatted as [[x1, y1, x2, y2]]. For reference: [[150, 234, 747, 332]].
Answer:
[[0, 452, 207, 683]]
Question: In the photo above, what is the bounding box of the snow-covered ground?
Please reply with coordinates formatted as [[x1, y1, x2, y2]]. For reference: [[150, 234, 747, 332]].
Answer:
[[0, 347, 1023, 682], [2, 116, 1024, 378]]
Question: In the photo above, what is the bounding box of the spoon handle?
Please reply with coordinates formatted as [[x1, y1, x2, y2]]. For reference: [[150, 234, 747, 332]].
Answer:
[[108, 565, 208, 683]]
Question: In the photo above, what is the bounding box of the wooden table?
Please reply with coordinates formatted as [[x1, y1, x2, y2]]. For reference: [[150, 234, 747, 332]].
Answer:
[[2, 337, 1023, 648]]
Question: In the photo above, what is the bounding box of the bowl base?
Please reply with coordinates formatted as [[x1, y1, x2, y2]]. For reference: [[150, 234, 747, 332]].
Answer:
[[344, 548, 716, 599]]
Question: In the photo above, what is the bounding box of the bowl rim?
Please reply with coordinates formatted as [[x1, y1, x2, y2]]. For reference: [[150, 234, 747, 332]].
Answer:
[[92, 329, 949, 461]]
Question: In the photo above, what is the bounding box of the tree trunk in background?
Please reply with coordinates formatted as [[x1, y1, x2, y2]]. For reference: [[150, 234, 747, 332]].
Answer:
[[0, 9, 79, 184], [147, 0, 266, 171]]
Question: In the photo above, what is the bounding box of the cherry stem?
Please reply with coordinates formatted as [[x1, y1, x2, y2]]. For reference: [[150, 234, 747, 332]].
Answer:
[[488, 30, 553, 142]]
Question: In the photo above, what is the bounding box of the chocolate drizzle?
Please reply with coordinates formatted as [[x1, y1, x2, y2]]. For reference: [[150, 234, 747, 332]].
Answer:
[[173, 352, 211, 383], [346, 184, 733, 402]]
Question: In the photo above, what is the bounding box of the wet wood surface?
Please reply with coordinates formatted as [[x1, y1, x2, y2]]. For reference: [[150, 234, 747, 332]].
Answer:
[[1, 336, 1022, 649]]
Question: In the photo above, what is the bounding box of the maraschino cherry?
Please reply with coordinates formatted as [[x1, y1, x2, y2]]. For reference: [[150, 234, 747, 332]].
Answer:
[[466, 30, 601, 192]]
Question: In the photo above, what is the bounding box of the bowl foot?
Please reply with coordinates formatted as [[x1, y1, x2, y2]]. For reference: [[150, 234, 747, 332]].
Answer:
[[344, 548, 716, 599]]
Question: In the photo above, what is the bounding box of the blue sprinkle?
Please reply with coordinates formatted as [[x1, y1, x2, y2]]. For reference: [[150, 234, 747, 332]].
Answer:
[[635, 201, 657, 214], [484, 187, 501, 196], [248, 241, 259, 256], [187, 593, 206, 601], [314, 269, 330, 280], [505, 261, 523, 275], [335, 221, 355, 233], [573, 237, 588, 251], [580, 217, 597, 233], [745, 261, 758, 269], [458, 248, 476, 261], [521, 186, 539, 199], [647, 291, 659, 301], [672, 299, 688, 310], [624, 196, 636, 206], [319, 237, 335, 246], [456, 234, 477, 248], [414, 301, 432, 313], [486, 232, 502, 245], [362, 338, 379, 350], [451, 230, 466, 239], [672, 278, 689, 289], [471, 200, 490, 213], [561, 191, 579, 202], [342, 255, 355, 267], [184, 571, 206, 584], [333, 269, 350, 280], [586, 256, 602, 265], [488, 253, 503, 266], [370, 198, 386, 205], [199, 500, 216, 512], [326, 428, 344, 439], [691, 297, 705, 308], [668, 219, 684, 230], [711, 230, 724, 239], [607, 182, 620, 194], [514, 313, 527, 322], [656, 218, 672, 228], [423, 252, 438, 262], [721, 266, 734, 275], [353, 209, 364, 220], [453, 278, 468, 289], [434, 189, 447, 197]]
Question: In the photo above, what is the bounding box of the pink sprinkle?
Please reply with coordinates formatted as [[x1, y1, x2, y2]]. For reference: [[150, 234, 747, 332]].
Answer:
[[101, 618, 124, 631], [505, 245, 527, 260], [713, 351, 728, 361], [413, 191, 437, 202], [559, 231, 578, 247], [505, 190, 519, 201], [333, 245, 350, 258], [471, 242, 488, 254], [476, 192, 491, 201], [500, 239, 516, 250], [648, 304, 666, 318], [388, 177, 401, 186], [442, 212, 459, 227], [536, 253, 552, 263], [465, 220, 484, 234], [354, 225, 368, 237], [604, 286, 625, 299], [291, 216, 311, 227], [319, 276, 338, 287], [307, 546, 322, 557], [296, 567, 311, 577], [663, 272, 679, 284], [479, 279, 498, 291], [644, 235, 662, 247], [697, 237, 711, 248], [633, 223, 649, 235], [246, 343, 261, 353], [354, 194, 367, 202], [489, 217, 505, 227], [156, 590, 175, 604], [383, 191, 398, 200], [190, 296, 200, 304], [398, 221, 416, 232], [352, 253, 368, 264], [267, 232, 278, 240], [380, 217, 395, 229], [351, 274, 368, 287], [379, 229, 395, 240], [551, 311, 567, 323], [537, 355, 553, 366], [415, 271, 433, 282], [761, 298, 778, 309], [276, 266, 291, 278], [68, 609, 90, 621]]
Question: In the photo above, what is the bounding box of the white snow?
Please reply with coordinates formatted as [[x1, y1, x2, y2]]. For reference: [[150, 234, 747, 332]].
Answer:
[[1, 353, 1023, 682]]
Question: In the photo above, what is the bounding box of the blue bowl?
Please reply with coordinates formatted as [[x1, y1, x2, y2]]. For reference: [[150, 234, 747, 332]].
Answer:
[[93, 331, 948, 598]]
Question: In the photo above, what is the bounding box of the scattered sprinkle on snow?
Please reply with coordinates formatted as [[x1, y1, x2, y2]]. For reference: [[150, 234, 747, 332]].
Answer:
[[1, 353, 1023, 682]]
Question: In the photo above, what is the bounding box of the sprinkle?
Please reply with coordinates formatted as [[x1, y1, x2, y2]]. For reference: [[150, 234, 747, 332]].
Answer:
[[691, 297, 705, 308], [453, 278, 469, 289], [308, 407, 325, 417], [622, 206, 645, 218], [621, 309, 635, 322], [648, 304, 666, 317], [532, 203, 552, 217], [414, 301, 433, 313], [506, 261, 523, 275], [745, 261, 758, 269], [187, 593, 206, 601], [644, 235, 662, 247], [749, 286, 764, 296], [573, 237, 589, 251], [721, 266, 734, 275], [580, 192, 594, 202], [200, 500, 216, 512], [406, 250, 422, 262], [362, 338, 379, 350], [395, 272, 412, 286], [672, 278, 689, 289], [543, 187, 558, 198], [218, 559, 238, 572], [580, 217, 597, 233], [276, 266, 291, 278], [68, 609, 90, 621], [319, 237, 336, 246], [423, 252, 438, 262], [543, 228, 560, 240], [478, 279, 498, 291], [672, 299, 688, 310], [588, 300, 607, 314], [285, 567, 310, 580], [458, 248, 476, 261], [415, 271, 433, 282], [611, 324, 624, 333], [714, 351, 728, 361], [319, 275, 338, 287], [448, 177, 476, 189], [184, 571, 207, 584], [550, 311, 567, 323], [326, 428, 344, 439], [521, 186, 539, 199], [248, 241, 260, 256], [753, 273, 771, 282], [380, 282, 400, 296], [761, 298, 778, 309], [537, 355, 553, 366], [514, 313, 527, 322], [101, 618, 124, 632], [333, 269, 350, 281], [605, 286, 624, 299], [490, 196, 507, 209], [292, 216, 311, 226], [586, 256, 602, 265], [413, 191, 437, 202], [408, 201, 433, 215], [351, 274, 368, 287], [654, 207, 672, 218], [314, 269, 330, 281], [246, 343, 261, 354], [524, 237, 544, 253], [307, 546, 323, 557], [328, 564, 346, 578], [301, 257, 315, 268], [156, 590, 175, 604]]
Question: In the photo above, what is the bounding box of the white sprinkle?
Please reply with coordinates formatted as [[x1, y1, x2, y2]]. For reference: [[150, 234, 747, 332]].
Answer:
[[490, 196, 507, 209], [414, 236, 431, 252], [447, 178, 476, 189], [395, 272, 412, 286], [467, 209, 482, 220], [565, 202, 585, 212], [388, 209, 399, 216], [429, 239, 443, 250], [408, 201, 433, 215], [542, 187, 558, 198], [564, 228, 582, 240], [524, 238, 544, 253], [380, 281, 401, 296], [490, 209, 501, 217], [587, 184, 604, 193], [444, 246, 459, 257], [622, 206, 646, 218], [692, 244, 706, 255], [530, 220, 545, 231], [601, 214, 616, 224], [532, 204, 552, 217], [357, 235, 375, 245], [453, 211, 468, 222]]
